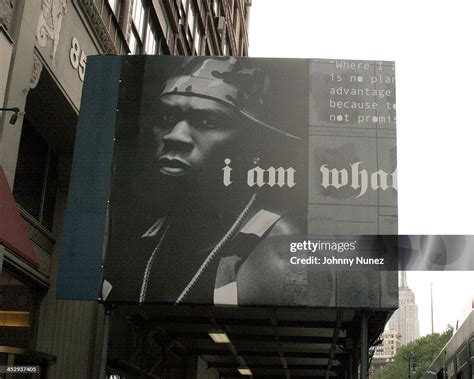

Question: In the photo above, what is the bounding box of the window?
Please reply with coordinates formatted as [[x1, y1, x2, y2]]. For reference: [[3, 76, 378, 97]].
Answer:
[[145, 20, 157, 54], [447, 361, 456, 379], [234, 8, 241, 49], [129, 32, 138, 54], [0, 270, 41, 349], [132, 0, 145, 38], [129, 0, 146, 54], [177, 0, 187, 23], [187, 3, 195, 46], [194, 25, 201, 54], [457, 346, 468, 371], [186, 3, 202, 55], [222, 36, 228, 55], [107, 0, 121, 18], [128, 1, 165, 55], [13, 120, 57, 231]]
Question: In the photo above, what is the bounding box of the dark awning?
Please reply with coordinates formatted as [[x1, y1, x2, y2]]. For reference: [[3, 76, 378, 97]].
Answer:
[[108, 304, 394, 378]]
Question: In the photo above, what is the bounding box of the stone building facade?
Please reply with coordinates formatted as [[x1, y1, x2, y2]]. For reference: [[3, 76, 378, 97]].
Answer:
[[388, 272, 420, 345], [0, 1, 250, 377]]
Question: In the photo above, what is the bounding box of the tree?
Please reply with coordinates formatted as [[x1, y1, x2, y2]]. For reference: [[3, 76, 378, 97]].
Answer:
[[370, 326, 453, 379]]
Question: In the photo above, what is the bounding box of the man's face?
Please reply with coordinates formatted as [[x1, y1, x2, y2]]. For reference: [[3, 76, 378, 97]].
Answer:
[[153, 94, 242, 177]]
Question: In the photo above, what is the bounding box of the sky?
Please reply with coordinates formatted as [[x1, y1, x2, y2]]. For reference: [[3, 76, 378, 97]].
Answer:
[[248, 0, 474, 336]]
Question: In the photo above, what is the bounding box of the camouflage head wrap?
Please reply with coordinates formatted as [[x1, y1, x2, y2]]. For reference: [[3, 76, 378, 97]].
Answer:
[[160, 57, 300, 140]]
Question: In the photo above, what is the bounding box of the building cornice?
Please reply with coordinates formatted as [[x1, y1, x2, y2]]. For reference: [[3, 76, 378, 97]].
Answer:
[[76, 0, 118, 54]]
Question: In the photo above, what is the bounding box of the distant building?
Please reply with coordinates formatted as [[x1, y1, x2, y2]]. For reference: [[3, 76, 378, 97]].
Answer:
[[388, 272, 420, 345], [375, 329, 402, 358], [370, 329, 402, 372]]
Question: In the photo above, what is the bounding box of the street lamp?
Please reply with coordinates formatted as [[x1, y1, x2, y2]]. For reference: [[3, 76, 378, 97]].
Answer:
[[408, 351, 417, 378], [0, 107, 20, 125]]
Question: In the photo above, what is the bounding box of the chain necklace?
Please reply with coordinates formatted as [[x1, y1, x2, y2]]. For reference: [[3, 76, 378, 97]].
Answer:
[[138, 193, 257, 304], [139, 224, 170, 303]]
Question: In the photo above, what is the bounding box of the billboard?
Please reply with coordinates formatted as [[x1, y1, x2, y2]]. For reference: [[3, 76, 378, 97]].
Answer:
[[58, 56, 398, 307]]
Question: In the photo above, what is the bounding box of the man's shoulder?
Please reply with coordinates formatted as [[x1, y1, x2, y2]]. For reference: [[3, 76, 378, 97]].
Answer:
[[235, 214, 308, 305], [266, 213, 304, 237]]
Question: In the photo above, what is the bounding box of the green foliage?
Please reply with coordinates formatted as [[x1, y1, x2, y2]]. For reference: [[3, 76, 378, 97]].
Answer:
[[370, 326, 453, 379]]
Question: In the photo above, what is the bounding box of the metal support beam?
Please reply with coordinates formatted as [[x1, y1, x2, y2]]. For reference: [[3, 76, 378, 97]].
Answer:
[[99, 304, 112, 379], [325, 311, 342, 379], [360, 313, 368, 379], [270, 308, 290, 379], [348, 354, 353, 379]]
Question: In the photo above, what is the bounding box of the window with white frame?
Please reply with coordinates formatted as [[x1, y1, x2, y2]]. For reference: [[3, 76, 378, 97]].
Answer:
[[194, 24, 201, 54], [107, 0, 121, 18], [129, 0, 146, 54], [187, 2, 202, 54], [187, 2, 195, 46], [145, 20, 157, 54]]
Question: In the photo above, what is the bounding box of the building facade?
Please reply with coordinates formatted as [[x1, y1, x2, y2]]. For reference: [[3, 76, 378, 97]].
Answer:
[[0, 0, 250, 377], [388, 272, 420, 345], [370, 329, 402, 374], [373, 329, 402, 359]]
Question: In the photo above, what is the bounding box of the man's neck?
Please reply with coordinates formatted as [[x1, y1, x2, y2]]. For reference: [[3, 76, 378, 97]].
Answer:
[[169, 183, 254, 226]]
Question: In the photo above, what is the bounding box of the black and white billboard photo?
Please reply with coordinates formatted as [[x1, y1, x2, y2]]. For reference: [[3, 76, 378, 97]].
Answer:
[[59, 55, 398, 308], [106, 56, 309, 305]]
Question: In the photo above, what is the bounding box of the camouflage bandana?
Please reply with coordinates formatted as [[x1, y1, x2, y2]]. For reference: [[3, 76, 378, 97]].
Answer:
[[160, 57, 300, 140]]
